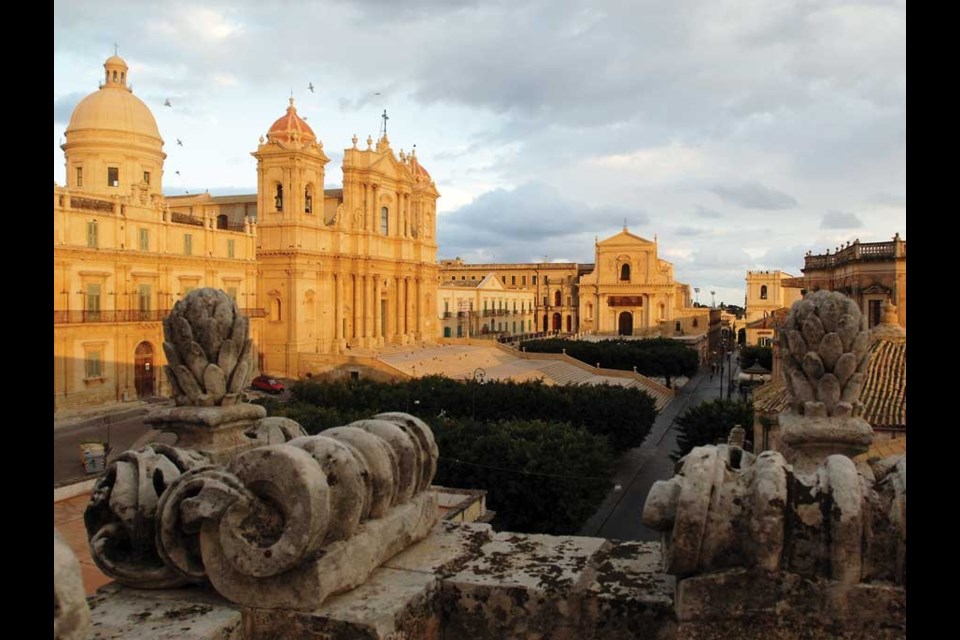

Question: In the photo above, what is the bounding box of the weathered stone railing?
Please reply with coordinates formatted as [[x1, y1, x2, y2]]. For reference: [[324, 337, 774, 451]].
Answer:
[[804, 239, 904, 270], [70, 196, 114, 213]]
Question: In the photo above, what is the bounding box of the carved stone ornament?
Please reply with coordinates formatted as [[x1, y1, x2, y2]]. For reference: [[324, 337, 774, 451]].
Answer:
[[85, 413, 440, 611], [54, 529, 92, 640], [641, 290, 905, 624], [162, 288, 254, 408]]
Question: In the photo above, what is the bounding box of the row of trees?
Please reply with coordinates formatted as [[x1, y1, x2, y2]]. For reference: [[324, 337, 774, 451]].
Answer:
[[519, 337, 700, 387], [255, 376, 659, 534]]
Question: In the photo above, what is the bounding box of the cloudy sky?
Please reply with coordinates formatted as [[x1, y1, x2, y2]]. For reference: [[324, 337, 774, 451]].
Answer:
[[54, 0, 905, 307]]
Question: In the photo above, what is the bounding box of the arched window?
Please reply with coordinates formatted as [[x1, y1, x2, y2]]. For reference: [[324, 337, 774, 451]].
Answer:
[[274, 184, 283, 212], [760, 285, 768, 300], [692, 317, 699, 328], [380, 207, 389, 234], [675, 321, 682, 332], [216, 214, 228, 229], [304, 186, 313, 214], [620, 264, 631, 281], [554, 290, 562, 306], [270, 297, 282, 322]]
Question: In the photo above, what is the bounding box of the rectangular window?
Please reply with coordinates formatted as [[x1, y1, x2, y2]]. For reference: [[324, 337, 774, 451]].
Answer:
[[108, 167, 119, 187], [869, 300, 882, 328], [532, 276, 538, 285], [511, 275, 516, 285], [76, 167, 83, 187], [86, 221, 98, 248], [380, 207, 389, 235], [227, 239, 235, 258], [86, 284, 101, 321], [138, 228, 149, 252], [184, 234, 193, 256], [143, 171, 151, 185], [85, 350, 102, 379], [522, 276, 527, 286], [138, 284, 151, 319]]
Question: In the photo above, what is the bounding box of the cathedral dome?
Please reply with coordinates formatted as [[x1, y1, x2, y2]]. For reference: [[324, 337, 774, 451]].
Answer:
[[65, 55, 162, 144], [266, 98, 317, 145]]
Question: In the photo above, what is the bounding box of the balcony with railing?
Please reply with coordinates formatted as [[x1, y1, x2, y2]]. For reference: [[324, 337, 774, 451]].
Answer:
[[803, 238, 905, 271], [171, 212, 205, 227], [54, 308, 266, 324]]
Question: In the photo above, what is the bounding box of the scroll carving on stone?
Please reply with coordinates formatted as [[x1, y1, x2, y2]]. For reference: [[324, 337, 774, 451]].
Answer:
[[85, 412, 440, 610]]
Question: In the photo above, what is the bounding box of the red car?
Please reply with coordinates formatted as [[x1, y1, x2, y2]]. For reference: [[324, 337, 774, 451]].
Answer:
[[251, 375, 285, 394]]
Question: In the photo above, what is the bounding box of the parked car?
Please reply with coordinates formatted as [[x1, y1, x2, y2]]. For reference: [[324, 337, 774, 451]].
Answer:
[[251, 375, 285, 394]]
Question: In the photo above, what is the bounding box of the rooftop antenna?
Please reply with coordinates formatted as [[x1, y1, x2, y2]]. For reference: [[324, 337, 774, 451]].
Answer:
[[380, 109, 389, 139], [114, 42, 119, 56]]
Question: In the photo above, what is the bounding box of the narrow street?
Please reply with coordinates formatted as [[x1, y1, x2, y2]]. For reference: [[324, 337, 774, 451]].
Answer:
[[579, 357, 740, 540]]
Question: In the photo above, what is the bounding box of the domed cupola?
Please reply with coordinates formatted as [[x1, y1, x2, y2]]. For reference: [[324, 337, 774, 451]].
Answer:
[[62, 54, 166, 197], [266, 98, 318, 148]]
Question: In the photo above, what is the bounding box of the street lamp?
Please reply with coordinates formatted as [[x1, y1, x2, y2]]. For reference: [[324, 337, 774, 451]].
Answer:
[[694, 287, 700, 306], [710, 290, 716, 308]]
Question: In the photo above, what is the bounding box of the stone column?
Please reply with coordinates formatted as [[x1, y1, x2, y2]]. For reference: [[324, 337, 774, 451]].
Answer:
[[353, 274, 361, 340], [395, 276, 402, 340], [334, 272, 343, 346], [371, 185, 379, 234], [374, 276, 381, 344], [415, 277, 422, 339]]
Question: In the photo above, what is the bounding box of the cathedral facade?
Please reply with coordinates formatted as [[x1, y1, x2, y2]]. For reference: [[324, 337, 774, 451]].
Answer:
[[54, 55, 439, 410]]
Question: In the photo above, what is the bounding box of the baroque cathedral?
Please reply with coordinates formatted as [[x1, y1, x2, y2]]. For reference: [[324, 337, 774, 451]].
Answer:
[[54, 54, 439, 410]]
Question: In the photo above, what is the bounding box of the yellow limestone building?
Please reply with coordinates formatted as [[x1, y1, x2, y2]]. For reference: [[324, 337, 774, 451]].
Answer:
[[249, 101, 440, 375], [54, 55, 260, 410], [54, 54, 440, 410], [578, 228, 708, 336]]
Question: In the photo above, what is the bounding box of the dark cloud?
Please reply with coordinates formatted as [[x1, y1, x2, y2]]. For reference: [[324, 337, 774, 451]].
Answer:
[[438, 181, 646, 255], [693, 205, 723, 219], [54, 92, 86, 124], [866, 192, 906, 207], [710, 183, 798, 210], [820, 210, 863, 229]]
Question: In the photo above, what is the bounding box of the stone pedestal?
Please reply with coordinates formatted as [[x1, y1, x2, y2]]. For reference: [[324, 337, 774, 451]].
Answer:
[[778, 411, 873, 472], [144, 404, 266, 464]]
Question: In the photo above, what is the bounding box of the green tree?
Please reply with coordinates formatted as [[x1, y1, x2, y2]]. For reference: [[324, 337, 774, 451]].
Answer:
[[671, 399, 754, 461], [432, 418, 614, 534], [740, 345, 773, 370]]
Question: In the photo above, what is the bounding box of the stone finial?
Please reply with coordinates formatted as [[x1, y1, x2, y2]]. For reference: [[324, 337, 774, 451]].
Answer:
[[778, 290, 869, 419], [883, 300, 899, 324], [366, 135, 373, 149], [352, 134, 358, 148], [162, 288, 253, 407], [54, 529, 92, 640], [727, 425, 745, 448]]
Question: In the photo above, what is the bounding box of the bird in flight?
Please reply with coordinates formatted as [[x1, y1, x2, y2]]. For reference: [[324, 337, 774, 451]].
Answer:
[[164, 98, 172, 107], [177, 139, 183, 146], [175, 170, 181, 175], [308, 82, 315, 93]]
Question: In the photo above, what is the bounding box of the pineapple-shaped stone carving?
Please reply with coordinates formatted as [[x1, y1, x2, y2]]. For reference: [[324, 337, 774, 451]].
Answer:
[[779, 290, 869, 418], [163, 289, 253, 407]]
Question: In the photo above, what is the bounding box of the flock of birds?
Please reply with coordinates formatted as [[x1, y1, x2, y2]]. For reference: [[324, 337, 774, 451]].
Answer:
[[163, 84, 383, 192]]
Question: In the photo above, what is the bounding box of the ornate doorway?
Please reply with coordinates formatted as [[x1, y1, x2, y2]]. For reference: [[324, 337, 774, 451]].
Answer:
[[618, 312, 633, 336], [134, 341, 155, 398]]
